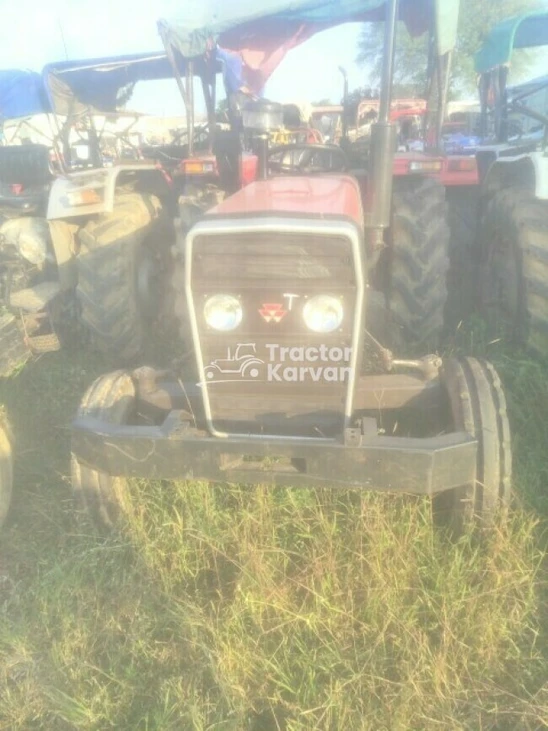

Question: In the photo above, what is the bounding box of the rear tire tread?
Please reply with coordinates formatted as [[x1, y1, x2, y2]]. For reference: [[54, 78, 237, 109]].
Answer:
[[76, 192, 166, 362], [387, 176, 450, 348], [480, 187, 548, 356]]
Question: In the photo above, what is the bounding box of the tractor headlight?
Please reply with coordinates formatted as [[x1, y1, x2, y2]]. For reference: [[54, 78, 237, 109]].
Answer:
[[204, 294, 243, 331], [303, 295, 343, 333]]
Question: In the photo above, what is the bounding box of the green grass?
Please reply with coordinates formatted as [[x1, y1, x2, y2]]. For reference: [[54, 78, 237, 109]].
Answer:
[[0, 325, 547, 730]]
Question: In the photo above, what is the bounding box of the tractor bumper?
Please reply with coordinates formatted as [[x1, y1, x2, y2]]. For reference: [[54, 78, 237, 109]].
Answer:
[[72, 410, 478, 495]]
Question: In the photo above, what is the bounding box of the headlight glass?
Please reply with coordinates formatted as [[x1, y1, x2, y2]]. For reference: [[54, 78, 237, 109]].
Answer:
[[303, 295, 343, 333], [204, 294, 242, 331]]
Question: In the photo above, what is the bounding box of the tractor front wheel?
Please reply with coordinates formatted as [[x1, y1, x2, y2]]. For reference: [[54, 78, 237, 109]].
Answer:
[[71, 370, 135, 532], [478, 187, 548, 356], [381, 176, 450, 351], [436, 356, 512, 529]]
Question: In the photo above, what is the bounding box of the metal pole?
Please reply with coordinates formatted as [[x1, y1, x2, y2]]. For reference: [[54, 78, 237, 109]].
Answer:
[[187, 61, 195, 157], [201, 77, 216, 153], [378, 0, 399, 123], [367, 0, 399, 235], [256, 134, 269, 180], [422, 35, 435, 146], [435, 51, 452, 150], [163, 42, 192, 147], [339, 66, 349, 140]]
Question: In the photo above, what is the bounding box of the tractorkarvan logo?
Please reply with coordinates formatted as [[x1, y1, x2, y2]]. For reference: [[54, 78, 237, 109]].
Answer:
[[204, 344, 264, 383], [203, 343, 353, 384]]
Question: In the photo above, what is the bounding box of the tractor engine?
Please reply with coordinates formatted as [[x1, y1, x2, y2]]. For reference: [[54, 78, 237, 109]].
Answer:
[[183, 175, 366, 438]]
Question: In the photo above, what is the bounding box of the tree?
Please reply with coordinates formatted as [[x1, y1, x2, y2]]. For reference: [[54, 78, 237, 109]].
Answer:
[[356, 0, 545, 96]]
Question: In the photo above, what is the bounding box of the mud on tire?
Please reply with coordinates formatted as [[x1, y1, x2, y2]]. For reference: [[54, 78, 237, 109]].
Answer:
[[381, 176, 450, 350], [478, 187, 548, 356], [76, 192, 169, 362]]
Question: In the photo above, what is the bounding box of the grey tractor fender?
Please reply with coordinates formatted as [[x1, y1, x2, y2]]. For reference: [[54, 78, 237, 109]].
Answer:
[[46, 163, 166, 289], [478, 149, 548, 200], [46, 163, 162, 220]]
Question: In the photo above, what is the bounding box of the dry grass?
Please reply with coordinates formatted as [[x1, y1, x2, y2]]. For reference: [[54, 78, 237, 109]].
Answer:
[[0, 328, 546, 730]]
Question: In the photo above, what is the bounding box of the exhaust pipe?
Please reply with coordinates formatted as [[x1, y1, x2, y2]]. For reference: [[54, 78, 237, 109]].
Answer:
[[367, 0, 398, 238], [339, 66, 349, 141]]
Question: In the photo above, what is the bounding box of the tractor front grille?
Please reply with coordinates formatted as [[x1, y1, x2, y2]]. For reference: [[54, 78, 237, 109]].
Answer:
[[187, 219, 365, 438]]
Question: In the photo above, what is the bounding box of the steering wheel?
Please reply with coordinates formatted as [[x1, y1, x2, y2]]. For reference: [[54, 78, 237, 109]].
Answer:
[[268, 143, 348, 175]]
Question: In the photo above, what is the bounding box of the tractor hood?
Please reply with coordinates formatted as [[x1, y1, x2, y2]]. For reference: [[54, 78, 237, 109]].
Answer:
[[158, 0, 460, 92], [206, 175, 364, 228], [475, 12, 548, 73]]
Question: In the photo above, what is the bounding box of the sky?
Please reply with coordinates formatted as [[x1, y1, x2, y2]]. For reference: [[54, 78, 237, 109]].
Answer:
[[0, 0, 365, 116], [0, 0, 547, 117]]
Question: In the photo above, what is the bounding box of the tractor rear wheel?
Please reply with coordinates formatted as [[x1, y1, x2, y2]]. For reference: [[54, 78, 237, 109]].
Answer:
[[436, 356, 512, 529], [0, 410, 13, 529], [382, 176, 450, 351], [71, 370, 135, 532], [445, 186, 480, 331], [76, 192, 168, 362], [478, 187, 548, 356]]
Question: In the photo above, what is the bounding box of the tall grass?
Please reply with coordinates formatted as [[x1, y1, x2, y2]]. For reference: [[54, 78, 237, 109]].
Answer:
[[0, 329, 546, 729]]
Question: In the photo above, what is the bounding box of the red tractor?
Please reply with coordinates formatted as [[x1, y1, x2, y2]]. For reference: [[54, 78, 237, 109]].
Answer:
[[70, 0, 511, 532]]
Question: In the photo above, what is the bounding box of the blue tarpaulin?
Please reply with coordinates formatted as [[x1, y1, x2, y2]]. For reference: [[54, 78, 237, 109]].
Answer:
[[158, 0, 460, 92], [42, 51, 197, 115], [0, 69, 51, 119], [475, 12, 548, 73], [0, 52, 196, 119]]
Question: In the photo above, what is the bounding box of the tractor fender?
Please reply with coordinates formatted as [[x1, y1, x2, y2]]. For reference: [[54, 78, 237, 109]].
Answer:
[[46, 164, 164, 220], [48, 219, 79, 289], [479, 150, 548, 200]]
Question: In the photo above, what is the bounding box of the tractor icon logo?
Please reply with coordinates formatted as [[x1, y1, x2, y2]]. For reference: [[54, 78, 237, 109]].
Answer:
[[204, 343, 264, 383]]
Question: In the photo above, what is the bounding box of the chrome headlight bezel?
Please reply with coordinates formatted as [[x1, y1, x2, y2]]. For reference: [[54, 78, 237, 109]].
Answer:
[[203, 294, 243, 332], [303, 294, 344, 333]]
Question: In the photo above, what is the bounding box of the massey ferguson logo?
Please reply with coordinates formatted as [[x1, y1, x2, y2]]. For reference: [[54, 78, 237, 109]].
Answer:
[[258, 294, 300, 323], [203, 342, 353, 385], [259, 303, 287, 323]]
